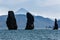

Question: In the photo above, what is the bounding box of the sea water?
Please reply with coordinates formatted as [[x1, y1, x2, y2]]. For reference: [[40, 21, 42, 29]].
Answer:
[[0, 29, 59, 40]]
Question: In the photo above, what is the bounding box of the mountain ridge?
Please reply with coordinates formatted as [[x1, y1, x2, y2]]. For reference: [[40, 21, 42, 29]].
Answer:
[[0, 8, 56, 29], [0, 14, 54, 29]]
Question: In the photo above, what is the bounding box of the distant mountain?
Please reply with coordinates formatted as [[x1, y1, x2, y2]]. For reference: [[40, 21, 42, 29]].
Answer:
[[34, 16, 54, 29], [0, 8, 54, 29], [58, 20, 60, 28], [15, 8, 28, 15], [0, 15, 7, 29], [0, 14, 54, 29]]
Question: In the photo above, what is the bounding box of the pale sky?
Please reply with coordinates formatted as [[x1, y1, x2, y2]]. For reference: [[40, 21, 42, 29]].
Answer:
[[0, 0, 60, 19]]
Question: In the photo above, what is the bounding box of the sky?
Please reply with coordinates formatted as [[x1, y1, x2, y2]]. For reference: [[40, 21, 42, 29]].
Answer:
[[0, 0, 60, 19]]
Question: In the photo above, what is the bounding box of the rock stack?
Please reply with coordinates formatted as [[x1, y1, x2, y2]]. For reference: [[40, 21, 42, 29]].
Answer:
[[25, 12, 34, 30], [53, 18, 58, 30], [6, 11, 18, 30]]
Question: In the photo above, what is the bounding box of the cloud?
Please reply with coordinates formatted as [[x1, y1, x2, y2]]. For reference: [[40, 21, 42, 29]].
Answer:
[[0, 7, 9, 15], [0, 0, 60, 19], [35, 0, 60, 7], [0, 0, 29, 6]]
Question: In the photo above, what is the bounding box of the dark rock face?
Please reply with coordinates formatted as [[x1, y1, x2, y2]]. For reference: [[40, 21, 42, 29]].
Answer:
[[53, 19, 58, 30], [25, 12, 34, 30], [6, 11, 18, 30]]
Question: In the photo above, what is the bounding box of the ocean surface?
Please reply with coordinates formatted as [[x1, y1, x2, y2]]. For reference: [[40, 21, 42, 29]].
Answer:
[[0, 29, 59, 40]]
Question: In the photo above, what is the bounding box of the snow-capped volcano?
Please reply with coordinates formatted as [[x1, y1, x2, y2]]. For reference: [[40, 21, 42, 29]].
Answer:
[[15, 8, 28, 15]]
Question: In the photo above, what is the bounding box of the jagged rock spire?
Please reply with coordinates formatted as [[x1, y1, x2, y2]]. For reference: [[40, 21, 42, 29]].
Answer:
[[6, 11, 18, 30], [53, 18, 58, 30], [25, 12, 34, 30]]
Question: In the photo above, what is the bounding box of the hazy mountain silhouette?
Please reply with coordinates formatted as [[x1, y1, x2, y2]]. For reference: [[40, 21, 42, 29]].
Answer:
[[58, 20, 60, 28], [0, 14, 54, 29], [0, 8, 54, 29], [15, 8, 28, 15]]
